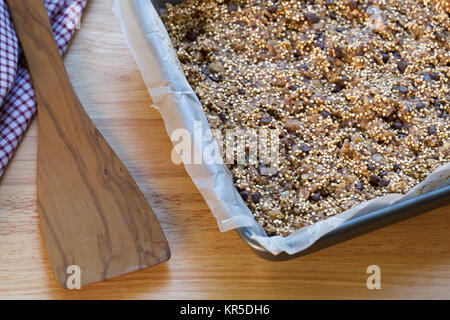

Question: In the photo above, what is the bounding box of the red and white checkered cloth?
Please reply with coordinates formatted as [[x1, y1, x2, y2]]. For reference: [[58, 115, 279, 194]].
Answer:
[[0, 0, 88, 177]]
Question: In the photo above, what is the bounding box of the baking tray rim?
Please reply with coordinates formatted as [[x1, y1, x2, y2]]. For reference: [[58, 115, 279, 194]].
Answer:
[[236, 185, 450, 260]]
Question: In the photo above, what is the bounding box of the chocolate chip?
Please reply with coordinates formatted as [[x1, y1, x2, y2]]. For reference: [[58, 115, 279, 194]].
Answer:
[[268, 4, 278, 14], [314, 31, 324, 40], [336, 26, 344, 33], [316, 40, 326, 51], [392, 51, 401, 59], [355, 182, 364, 191], [306, 13, 320, 24], [438, 113, 449, 120], [430, 73, 440, 81], [379, 170, 389, 177], [329, 12, 337, 20], [369, 175, 381, 186], [334, 45, 343, 59], [310, 193, 321, 202], [300, 143, 311, 153], [185, 30, 198, 42], [393, 163, 401, 172], [382, 53, 389, 63], [434, 98, 442, 107], [252, 192, 260, 204], [209, 74, 222, 82], [379, 179, 390, 187], [347, 0, 358, 10], [340, 76, 350, 83], [260, 116, 272, 125], [201, 66, 210, 76], [398, 60, 408, 73], [397, 86, 408, 94], [320, 110, 330, 118], [332, 83, 344, 93], [392, 121, 403, 130], [416, 102, 426, 111], [428, 125, 437, 135], [385, 114, 395, 122], [298, 63, 309, 71], [283, 183, 293, 191], [239, 190, 249, 201], [367, 164, 376, 171], [227, 2, 238, 13], [219, 113, 227, 122]]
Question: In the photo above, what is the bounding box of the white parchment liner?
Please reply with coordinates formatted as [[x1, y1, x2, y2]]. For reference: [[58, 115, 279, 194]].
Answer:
[[113, 0, 449, 255]]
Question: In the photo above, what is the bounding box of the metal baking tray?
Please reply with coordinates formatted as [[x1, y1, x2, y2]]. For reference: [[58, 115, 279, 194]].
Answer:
[[151, 0, 450, 260]]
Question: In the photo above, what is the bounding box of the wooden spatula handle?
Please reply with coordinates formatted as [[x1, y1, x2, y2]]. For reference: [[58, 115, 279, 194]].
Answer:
[[6, 0, 75, 108]]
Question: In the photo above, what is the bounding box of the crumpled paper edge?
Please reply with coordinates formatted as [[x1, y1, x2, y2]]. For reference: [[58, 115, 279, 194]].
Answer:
[[113, 0, 450, 255]]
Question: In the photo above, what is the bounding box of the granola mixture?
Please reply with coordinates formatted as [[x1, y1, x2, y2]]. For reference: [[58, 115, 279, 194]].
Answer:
[[162, 0, 449, 236]]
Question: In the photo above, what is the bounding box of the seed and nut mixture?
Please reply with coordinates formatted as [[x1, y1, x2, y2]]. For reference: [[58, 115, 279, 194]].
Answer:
[[162, 0, 449, 236]]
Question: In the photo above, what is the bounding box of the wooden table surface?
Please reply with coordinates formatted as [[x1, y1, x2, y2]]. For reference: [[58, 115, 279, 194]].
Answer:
[[0, 0, 448, 299]]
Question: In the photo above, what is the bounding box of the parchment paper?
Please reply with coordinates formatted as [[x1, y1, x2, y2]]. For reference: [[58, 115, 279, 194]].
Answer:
[[112, 0, 450, 255]]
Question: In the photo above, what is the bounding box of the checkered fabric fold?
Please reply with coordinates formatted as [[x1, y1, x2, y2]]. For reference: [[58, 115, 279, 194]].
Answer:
[[0, 0, 88, 177]]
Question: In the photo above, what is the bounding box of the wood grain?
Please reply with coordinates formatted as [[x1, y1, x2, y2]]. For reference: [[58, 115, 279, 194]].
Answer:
[[5, 0, 169, 288], [0, 0, 448, 298]]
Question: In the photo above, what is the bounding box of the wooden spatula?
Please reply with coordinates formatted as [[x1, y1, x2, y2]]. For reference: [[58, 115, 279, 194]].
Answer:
[[6, 0, 170, 288]]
